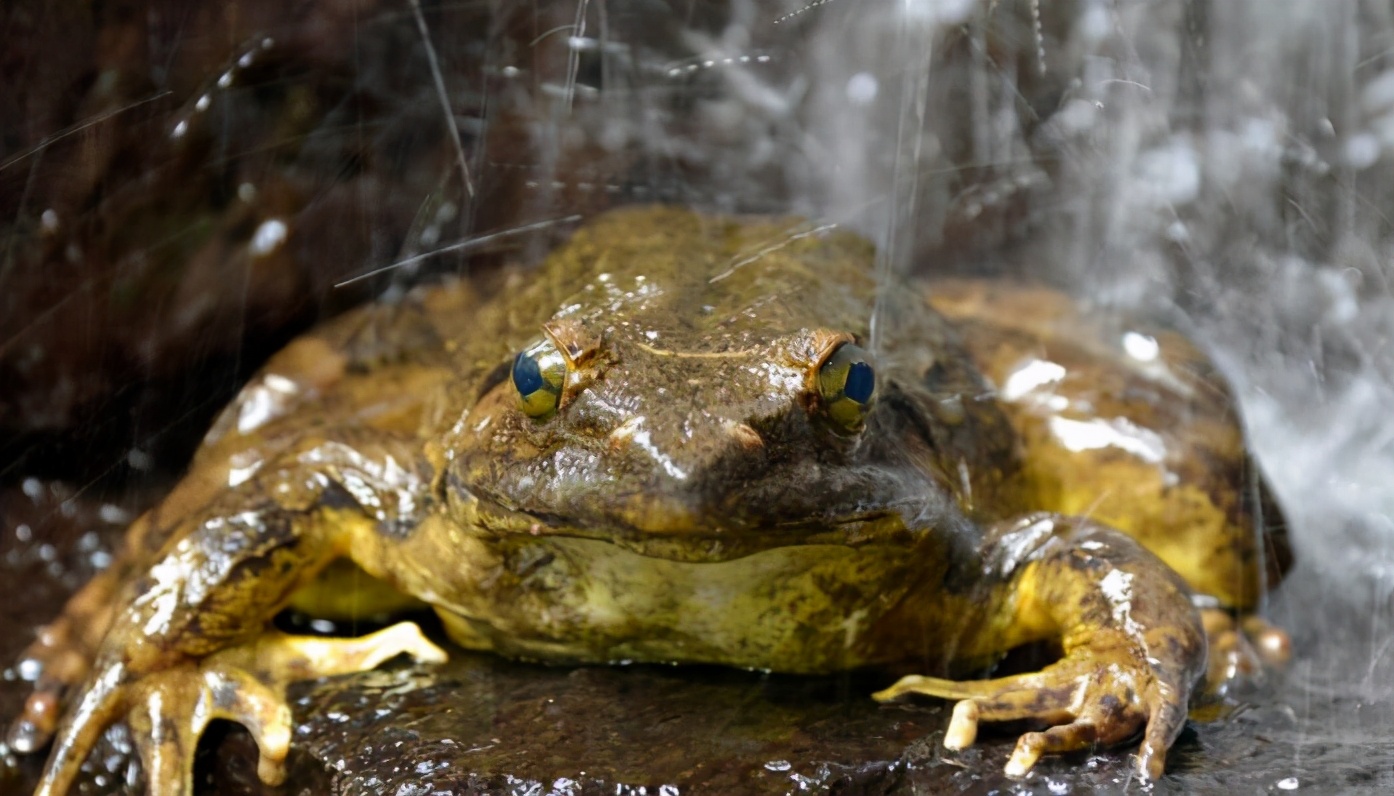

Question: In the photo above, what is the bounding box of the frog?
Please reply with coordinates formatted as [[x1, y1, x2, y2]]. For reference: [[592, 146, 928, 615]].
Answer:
[[8, 206, 1288, 795]]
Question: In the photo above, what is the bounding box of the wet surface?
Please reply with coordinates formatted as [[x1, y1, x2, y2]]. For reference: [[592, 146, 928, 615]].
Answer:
[[2, 481, 1392, 795], [278, 605, 1394, 796]]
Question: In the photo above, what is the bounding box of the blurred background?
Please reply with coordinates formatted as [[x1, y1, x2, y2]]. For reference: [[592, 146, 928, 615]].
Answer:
[[2, 1, 1392, 793]]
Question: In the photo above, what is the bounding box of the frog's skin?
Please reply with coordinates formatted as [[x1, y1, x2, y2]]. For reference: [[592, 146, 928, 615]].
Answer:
[[10, 207, 1287, 795]]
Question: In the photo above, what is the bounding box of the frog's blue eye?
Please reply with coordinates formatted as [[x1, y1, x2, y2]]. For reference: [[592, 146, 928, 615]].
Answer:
[[817, 343, 875, 430], [511, 340, 567, 419], [844, 361, 874, 404], [512, 352, 544, 395]]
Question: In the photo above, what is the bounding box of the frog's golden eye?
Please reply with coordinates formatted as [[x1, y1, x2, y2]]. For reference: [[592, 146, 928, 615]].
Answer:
[[511, 339, 567, 419], [817, 343, 875, 430]]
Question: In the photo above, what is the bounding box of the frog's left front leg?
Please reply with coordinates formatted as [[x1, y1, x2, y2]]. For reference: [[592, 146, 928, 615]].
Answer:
[[29, 431, 448, 796], [876, 514, 1206, 781]]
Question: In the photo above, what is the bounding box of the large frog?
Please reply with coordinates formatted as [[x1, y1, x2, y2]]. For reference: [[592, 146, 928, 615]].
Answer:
[[9, 206, 1287, 795]]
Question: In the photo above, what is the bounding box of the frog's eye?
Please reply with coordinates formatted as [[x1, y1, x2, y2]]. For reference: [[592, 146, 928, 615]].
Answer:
[[511, 339, 568, 419], [817, 343, 875, 430]]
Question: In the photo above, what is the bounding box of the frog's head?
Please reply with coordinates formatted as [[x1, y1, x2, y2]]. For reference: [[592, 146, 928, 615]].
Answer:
[[444, 208, 1008, 558]]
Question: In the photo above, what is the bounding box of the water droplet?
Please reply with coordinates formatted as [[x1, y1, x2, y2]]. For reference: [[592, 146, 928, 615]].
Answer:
[[98, 504, 131, 524], [1122, 331, 1160, 362], [250, 218, 289, 256], [17, 659, 41, 681], [846, 72, 878, 105]]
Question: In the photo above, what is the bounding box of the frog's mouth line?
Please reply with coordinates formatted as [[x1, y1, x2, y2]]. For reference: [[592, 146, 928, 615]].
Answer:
[[463, 492, 929, 562]]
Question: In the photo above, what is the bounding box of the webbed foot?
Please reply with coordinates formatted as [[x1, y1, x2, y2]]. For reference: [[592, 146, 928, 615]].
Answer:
[[32, 622, 446, 796], [874, 628, 1194, 781]]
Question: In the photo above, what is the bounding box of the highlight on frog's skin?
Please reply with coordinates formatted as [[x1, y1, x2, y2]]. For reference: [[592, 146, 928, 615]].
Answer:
[[817, 342, 876, 429], [512, 338, 568, 418]]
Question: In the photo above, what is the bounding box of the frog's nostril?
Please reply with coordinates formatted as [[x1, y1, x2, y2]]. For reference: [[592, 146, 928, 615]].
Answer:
[[725, 421, 764, 452]]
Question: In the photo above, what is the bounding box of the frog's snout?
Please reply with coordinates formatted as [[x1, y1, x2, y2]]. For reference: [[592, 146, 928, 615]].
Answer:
[[590, 408, 879, 535], [604, 413, 772, 487], [608, 415, 764, 453]]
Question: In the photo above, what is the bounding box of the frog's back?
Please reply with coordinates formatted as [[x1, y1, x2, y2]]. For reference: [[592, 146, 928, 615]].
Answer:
[[928, 279, 1290, 610]]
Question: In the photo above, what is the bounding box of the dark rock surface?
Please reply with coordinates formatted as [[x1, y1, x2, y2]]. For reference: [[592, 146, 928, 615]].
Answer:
[[276, 618, 1394, 796], [2, 480, 1391, 796]]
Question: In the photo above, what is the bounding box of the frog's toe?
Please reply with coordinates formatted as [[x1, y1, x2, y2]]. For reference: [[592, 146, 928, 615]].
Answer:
[[1200, 609, 1290, 693], [1004, 717, 1107, 778], [9, 622, 102, 753], [9, 686, 63, 754], [1004, 686, 1184, 781], [33, 659, 292, 796], [875, 643, 1192, 780], [246, 620, 450, 679], [34, 623, 443, 796], [11, 570, 126, 755], [125, 664, 293, 795], [1242, 615, 1291, 665], [32, 659, 128, 796], [191, 622, 447, 785]]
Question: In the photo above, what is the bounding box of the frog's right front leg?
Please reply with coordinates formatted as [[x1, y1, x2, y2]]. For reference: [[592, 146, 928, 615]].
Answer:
[[21, 431, 449, 796], [875, 514, 1207, 781]]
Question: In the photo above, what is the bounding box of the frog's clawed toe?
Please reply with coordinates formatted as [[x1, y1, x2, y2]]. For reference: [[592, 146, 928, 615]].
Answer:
[[30, 622, 447, 796], [31, 657, 293, 796], [128, 663, 293, 796], [874, 638, 1193, 781], [9, 687, 63, 754]]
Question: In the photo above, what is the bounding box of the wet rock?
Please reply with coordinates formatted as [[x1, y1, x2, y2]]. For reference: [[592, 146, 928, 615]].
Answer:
[[267, 602, 1394, 795], [287, 656, 939, 795], [4, 483, 1394, 795]]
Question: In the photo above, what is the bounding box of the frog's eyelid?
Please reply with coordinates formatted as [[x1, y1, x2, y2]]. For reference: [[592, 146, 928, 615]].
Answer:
[[806, 329, 859, 371], [542, 319, 600, 368], [540, 326, 575, 366], [518, 335, 572, 373]]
